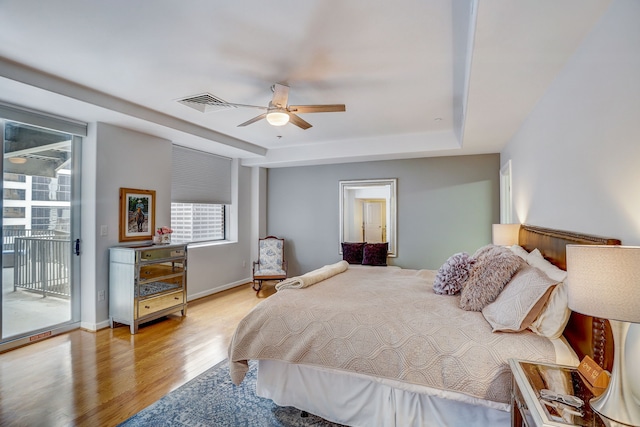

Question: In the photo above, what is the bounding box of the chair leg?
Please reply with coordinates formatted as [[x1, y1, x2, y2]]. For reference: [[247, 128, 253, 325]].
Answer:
[[252, 279, 262, 292]]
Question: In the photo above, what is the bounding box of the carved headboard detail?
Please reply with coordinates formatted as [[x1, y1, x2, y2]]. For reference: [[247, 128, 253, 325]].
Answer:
[[518, 224, 620, 371]]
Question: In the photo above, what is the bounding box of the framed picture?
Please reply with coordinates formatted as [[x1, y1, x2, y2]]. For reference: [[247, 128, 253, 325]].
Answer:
[[119, 188, 156, 242]]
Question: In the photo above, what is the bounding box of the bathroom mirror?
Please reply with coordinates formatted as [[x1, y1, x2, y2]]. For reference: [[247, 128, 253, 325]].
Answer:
[[339, 178, 397, 257]]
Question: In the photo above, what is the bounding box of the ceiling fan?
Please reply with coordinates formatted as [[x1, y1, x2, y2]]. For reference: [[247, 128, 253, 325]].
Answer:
[[228, 83, 346, 130]]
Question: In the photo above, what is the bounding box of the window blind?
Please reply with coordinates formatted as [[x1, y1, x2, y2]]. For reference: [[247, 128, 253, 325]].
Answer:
[[171, 145, 232, 205]]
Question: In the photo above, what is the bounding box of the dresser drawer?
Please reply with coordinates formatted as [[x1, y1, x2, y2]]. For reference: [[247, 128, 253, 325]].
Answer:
[[137, 291, 185, 318], [138, 247, 185, 261], [138, 262, 185, 281]]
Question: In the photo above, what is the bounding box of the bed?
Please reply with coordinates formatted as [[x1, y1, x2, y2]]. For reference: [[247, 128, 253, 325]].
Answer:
[[228, 225, 619, 426]]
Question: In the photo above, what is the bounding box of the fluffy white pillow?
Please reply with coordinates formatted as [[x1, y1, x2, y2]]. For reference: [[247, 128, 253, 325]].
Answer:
[[510, 245, 529, 260], [482, 265, 558, 332], [526, 249, 567, 282], [528, 282, 571, 338]]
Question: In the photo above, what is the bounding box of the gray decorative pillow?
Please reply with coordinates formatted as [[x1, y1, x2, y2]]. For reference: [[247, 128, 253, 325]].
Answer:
[[460, 244, 525, 311], [433, 252, 475, 295]]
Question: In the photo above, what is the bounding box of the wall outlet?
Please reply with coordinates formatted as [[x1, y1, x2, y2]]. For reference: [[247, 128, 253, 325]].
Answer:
[[98, 290, 106, 301], [242, 260, 246, 268], [100, 225, 108, 236]]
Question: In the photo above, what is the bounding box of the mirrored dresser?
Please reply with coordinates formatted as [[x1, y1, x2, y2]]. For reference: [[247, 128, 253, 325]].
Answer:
[[109, 243, 187, 334]]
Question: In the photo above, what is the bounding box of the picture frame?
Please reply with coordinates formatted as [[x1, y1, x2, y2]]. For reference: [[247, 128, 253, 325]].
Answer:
[[119, 187, 156, 242]]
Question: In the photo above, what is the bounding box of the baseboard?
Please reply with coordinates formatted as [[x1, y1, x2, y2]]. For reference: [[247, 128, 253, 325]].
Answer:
[[82, 319, 111, 331], [187, 278, 251, 301]]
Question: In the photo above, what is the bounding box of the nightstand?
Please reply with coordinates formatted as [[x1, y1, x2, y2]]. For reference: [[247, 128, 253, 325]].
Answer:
[[509, 359, 608, 427]]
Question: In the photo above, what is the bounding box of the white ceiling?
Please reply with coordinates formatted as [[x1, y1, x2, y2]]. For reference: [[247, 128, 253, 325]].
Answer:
[[0, 0, 612, 167]]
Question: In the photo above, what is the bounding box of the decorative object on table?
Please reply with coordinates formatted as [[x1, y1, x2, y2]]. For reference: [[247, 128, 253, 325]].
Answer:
[[566, 245, 640, 426], [156, 226, 173, 244], [577, 355, 610, 390], [492, 223, 521, 246], [119, 188, 155, 242]]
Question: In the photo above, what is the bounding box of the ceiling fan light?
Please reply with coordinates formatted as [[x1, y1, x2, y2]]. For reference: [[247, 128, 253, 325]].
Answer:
[[266, 111, 290, 126]]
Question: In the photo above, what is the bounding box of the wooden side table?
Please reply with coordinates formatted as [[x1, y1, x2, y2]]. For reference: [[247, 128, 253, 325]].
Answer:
[[509, 359, 608, 427]]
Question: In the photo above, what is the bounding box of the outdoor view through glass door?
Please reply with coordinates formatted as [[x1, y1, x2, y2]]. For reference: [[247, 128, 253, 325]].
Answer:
[[2, 118, 79, 346]]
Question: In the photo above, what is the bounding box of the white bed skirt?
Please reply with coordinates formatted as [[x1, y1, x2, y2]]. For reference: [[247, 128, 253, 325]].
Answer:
[[256, 360, 511, 427]]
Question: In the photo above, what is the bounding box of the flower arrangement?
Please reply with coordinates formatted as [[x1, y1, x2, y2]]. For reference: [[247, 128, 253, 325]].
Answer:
[[156, 226, 173, 244], [157, 226, 173, 235]]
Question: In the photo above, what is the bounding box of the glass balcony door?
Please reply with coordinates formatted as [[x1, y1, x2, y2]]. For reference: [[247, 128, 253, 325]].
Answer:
[[1, 116, 82, 350]]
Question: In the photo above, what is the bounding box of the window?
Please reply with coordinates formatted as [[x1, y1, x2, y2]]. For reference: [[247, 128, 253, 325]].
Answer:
[[31, 206, 70, 231], [171, 145, 232, 243], [32, 175, 71, 202], [3, 188, 25, 201], [3, 207, 25, 218], [171, 203, 225, 243]]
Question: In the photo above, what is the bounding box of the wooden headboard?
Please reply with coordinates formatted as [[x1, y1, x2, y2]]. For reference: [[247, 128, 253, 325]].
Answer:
[[518, 224, 620, 371]]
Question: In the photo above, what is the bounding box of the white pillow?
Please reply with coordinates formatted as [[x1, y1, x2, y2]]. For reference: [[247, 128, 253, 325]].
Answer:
[[526, 249, 568, 282], [510, 245, 529, 260], [528, 282, 571, 339], [482, 265, 557, 332]]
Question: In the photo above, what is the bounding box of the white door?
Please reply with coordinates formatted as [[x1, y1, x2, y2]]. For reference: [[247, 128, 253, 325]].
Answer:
[[363, 201, 384, 243]]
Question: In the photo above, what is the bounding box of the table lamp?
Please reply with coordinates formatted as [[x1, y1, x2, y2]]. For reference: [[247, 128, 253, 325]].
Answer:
[[492, 224, 520, 246], [566, 245, 640, 426]]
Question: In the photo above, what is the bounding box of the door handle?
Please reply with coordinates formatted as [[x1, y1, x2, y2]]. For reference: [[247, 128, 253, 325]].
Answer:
[[74, 238, 81, 256]]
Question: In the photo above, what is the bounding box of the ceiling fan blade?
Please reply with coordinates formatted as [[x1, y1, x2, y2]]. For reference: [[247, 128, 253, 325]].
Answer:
[[288, 113, 312, 130], [237, 113, 267, 127], [271, 83, 290, 108], [288, 104, 346, 114]]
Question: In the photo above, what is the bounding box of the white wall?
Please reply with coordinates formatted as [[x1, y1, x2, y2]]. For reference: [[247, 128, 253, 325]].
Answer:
[[81, 122, 253, 330], [501, 0, 640, 245]]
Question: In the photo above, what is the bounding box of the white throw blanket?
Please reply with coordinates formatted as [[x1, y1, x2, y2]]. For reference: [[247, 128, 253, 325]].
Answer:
[[275, 260, 349, 290]]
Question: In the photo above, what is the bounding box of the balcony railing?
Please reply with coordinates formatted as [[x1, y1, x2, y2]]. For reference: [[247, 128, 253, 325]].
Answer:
[[12, 235, 71, 298]]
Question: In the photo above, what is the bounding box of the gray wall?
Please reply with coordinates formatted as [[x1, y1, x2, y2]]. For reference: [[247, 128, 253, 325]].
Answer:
[[267, 154, 500, 276]]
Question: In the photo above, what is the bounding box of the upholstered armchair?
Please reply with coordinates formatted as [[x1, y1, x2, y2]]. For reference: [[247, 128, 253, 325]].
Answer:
[[252, 236, 287, 293]]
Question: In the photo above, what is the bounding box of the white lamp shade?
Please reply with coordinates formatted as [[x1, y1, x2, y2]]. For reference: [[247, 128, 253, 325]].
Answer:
[[492, 224, 520, 246], [266, 111, 290, 126], [566, 245, 640, 323]]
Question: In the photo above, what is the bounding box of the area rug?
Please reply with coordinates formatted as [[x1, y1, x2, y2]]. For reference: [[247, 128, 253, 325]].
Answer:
[[118, 359, 343, 426]]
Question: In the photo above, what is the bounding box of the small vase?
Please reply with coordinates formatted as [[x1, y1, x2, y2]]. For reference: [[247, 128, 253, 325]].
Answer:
[[152, 236, 162, 244], [161, 234, 171, 244]]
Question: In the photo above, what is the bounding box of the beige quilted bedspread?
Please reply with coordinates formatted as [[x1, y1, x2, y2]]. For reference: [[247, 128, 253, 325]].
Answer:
[[228, 266, 556, 404]]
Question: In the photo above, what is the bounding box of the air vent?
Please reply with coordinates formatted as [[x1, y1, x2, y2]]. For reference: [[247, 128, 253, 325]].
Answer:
[[177, 93, 236, 113]]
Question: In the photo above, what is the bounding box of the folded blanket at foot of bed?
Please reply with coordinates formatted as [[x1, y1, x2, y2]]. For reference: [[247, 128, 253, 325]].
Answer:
[[275, 260, 349, 290]]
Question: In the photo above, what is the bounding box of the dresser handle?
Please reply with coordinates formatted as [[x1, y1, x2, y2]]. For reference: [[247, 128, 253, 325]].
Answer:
[[144, 305, 150, 309], [174, 297, 180, 300]]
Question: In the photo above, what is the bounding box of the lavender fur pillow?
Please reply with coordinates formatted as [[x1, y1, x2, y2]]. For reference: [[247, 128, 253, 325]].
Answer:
[[460, 244, 525, 311], [433, 252, 475, 295]]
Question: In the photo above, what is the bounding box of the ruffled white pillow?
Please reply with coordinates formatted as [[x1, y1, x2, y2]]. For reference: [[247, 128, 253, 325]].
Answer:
[[525, 249, 571, 338]]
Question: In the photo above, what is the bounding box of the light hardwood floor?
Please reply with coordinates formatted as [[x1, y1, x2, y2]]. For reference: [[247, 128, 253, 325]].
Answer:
[[0, 282, 276, 427]]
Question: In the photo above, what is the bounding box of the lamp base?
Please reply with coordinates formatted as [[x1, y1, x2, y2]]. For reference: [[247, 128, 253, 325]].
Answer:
[[589, 320, 640, 426]]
